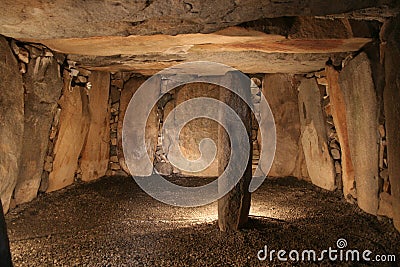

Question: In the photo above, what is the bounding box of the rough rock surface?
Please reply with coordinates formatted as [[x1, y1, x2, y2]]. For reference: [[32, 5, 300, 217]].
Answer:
[[262, 74, 305, 178], [339, 52, 379, 215], [14, 50, 63, 205], [80, 72, 110, 182], [218, 72, 252, 231], [118, 76, 159, 176], [382, 15, 400, 231], [0, 37, 24, 213], [47, 72, 90, 192], [0, 0, 395, 39], [16, 14, 376, 75], [164, 83, 221, 177], [298, 78, 336, 191], [326, 66, 356, 200], [117, 77, 146, 174]]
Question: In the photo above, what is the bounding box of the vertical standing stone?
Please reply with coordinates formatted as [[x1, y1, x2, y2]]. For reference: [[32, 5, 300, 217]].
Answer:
[[164, 83, 221, 177], [80, 71, 111, 181], [14, 51, 63, 204], [47, 71, 91, 192], [262, 74, 303, 178], [118, 77, 146, 174], [218, 72, 252, 231], [118, 76, 159, 176], [382, 15, 400, 231], [326, 66, 356, 200], [339, 52, 379, 215], [298, 78, 336, 191], [0, 36, 24, 213]]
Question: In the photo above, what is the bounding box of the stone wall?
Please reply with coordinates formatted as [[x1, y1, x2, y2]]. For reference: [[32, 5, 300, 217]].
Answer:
[[261, 74, 308, 179]]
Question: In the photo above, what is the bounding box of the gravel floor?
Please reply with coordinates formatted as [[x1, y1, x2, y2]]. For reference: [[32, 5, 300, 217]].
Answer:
[[5, 176, 400, 266]]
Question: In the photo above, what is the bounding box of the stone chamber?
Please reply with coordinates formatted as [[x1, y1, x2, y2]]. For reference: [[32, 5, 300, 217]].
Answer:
[[0, 1, 400, 266]]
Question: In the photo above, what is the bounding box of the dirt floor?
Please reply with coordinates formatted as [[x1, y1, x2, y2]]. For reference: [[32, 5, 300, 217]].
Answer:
[[5, 176, 400, 266]]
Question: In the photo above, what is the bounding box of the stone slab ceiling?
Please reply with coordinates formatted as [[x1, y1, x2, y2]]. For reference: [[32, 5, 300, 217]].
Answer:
[[1, 0, 398, 74]]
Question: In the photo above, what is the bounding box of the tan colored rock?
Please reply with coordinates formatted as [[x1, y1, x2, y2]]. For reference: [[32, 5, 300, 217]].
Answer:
[[80, 71, 111, 182], [330, 148, 341, 160], [47, 72, 90, 192], [339, 52, 379, 215], [261, 74, 304, 178], [298, 78, 336, 191], [117, 77, 159, 176], [1, 0, 390, 39], [377, 192, 393, 219], [110, 163, 120, 170], [218, 72, 252, 231], [382, 15, 400, 231], [14, 49, 63, 205], [326, 65, 356, 199], [0, 36, 24, 213], [164, 83, 221, 177], [110, 156, 118, 163]]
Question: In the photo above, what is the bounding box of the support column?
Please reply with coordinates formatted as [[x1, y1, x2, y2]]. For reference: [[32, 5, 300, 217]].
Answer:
[[218, 72, 252, 231]]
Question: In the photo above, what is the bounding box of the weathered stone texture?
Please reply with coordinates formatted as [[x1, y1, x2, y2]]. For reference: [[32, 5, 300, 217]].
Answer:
[[47, 72, 90, 192], [164, 83, 221, 177], [118, 76, 159, 176], [14, 50, 63, 205], [298, 78, 336, 191], [382, 15, 400, 231], [80, 71, 110, 181], [0, 37, 24, 212], [326, 66, 356, 200], [339, 52, 379, 215], [218, 72, 252, 231], [0, 1, 392, 39], [261, 74, 305, 178]]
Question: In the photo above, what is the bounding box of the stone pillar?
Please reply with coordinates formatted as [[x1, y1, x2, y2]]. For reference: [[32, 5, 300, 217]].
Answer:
[[80, 71, 111, 181], [326, 66, 356, 200], [382, 15, 400, 231], [298, 78, 336, 191], [339, 52, 379, 215], [218, 72, 252, 231], [14, 48, 63, 204], [47, 71, 91, 192], [0, 36, 24, 213], [0, 198, 12, 267]]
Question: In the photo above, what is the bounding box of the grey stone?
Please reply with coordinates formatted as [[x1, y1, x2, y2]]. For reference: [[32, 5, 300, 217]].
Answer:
[[298, 78, 336, 191], [218, 72, 252, 231], [14, 49, 62, 205]]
